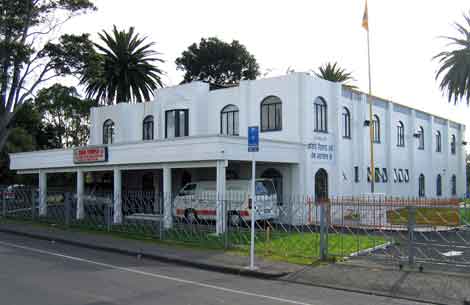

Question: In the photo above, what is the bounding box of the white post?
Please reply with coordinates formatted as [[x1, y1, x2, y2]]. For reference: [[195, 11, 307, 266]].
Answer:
[[113, 168, 122, 224], [216, 160, 226, 234], [38, 171, 47, 216], [163, 166, 172, 229], [76, 169, 84, 220], [250, 156, 256, 270]]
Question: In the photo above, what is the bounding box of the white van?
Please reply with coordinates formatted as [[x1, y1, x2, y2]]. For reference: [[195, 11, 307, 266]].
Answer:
[[173, 179, 278, 226]]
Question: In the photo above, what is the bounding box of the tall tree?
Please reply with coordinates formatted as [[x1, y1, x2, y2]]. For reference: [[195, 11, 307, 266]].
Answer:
[[434, 12, 470, 105], [0, 0, 96, 152], [314, 62, 356, 88], [80, 26, 164, 105], [175, 37, 260, 87], [35, 84, 97, 148]]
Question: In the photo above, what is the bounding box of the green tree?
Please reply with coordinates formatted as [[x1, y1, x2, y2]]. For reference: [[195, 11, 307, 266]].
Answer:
[[314, 62, 356, 88], [175, 37, 260, 87], [434, 12, 470, 104], [0, 0, 96, 152], [35, 84, 97, 148], [81, 26, 164, 105]]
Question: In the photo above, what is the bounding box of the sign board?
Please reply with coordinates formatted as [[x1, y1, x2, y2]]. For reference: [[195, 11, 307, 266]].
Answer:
[[248, 126, 259, 152], [308, 135, 334, 162], [73, 147, 108, 164]]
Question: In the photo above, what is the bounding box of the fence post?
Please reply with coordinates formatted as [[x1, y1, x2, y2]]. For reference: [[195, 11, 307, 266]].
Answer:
[[1, 188, 6, 218], [407, 205, 416, 266], [65, 192, 71, 227], [319, 201, 328, 260], [31, 188, 36, 220]]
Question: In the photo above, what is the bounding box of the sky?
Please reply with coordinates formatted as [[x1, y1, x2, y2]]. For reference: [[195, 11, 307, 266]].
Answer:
[[64, 0, 470, 135]]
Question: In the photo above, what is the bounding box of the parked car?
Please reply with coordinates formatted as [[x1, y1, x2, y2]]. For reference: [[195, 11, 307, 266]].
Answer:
[[173, 179, 278, 226]]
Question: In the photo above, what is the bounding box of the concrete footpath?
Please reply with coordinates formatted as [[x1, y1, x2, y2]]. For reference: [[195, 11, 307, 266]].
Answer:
[[0, 222, 469, 305]]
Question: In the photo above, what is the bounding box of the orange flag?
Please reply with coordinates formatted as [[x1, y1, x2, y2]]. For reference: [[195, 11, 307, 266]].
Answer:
[[362, 0, 369, 31]]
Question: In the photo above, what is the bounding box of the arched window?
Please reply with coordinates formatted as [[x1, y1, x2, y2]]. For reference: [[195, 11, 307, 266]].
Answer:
[[451, 134, 456, 155], [397, 121, 405, 147], [103, 119, 114, 144], [436, 174, 442, 197], [260, 96, 282, 132], [417, 126, 424, 150], [165, 109, 189, 138], [220, 104, 239, 136], [143, 115, 154, 140], [373, 115, 380, 143], [451, 174, 457, 196], [419, 174, 425, 197], [342, 107, 351, 138], [435, 131, 442, 152], [314, 97, 327, 132]]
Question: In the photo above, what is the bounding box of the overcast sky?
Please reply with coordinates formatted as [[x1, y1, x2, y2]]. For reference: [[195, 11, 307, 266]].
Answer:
[[65, 0, 470, 133]]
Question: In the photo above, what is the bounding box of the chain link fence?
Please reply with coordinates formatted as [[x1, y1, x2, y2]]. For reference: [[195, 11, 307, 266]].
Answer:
[[1, 185, 469, 266]]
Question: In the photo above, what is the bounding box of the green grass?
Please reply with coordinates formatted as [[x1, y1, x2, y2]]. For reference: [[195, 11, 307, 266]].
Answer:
[[387, 207, 461, 226]]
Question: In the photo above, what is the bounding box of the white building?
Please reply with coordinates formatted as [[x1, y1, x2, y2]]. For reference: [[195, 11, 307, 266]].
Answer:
[[9, 73, 466, 228]]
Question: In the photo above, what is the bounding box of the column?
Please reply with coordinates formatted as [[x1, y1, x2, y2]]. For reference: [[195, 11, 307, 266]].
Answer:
[[113, 168, 122, 224], [408, 110, 416, 197], [444, 121, 450, 196], [386, 102, 393, 195], [76, 169, 84, 220], [38, 171, 47, 216], [163, 166, 172, 229], [216, 160, 227, 234]]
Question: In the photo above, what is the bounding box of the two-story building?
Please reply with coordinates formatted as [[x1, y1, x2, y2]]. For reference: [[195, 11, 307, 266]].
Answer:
[[9, 73, 466, 230]]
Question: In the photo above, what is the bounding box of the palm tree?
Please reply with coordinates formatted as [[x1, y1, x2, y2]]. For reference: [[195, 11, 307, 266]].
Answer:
[[434, 13, 470, 105], [314, 62, 356, 88], [81, 26, 164, 105]]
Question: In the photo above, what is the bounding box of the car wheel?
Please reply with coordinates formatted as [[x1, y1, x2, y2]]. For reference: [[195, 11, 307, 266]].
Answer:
[[228, 212, 243, 227], [185, 209, 199, 224]]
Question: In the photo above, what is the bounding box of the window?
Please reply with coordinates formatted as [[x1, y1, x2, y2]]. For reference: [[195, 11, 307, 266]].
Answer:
[[367, 167, 381, 183], [165, 109, 188, 138], [103, 119, 114, 144], [142, 115, 154, 140], [418, 174, 425, 197], [342, 107, 351, 138], [451, 134, 456, 155], [354, 166, 359, 183], [435, 131, 442, 152], [314, 97, 328, 132], [451, 174, 457, 196], [393, 169, 398, 183], [220, 104, 239, 136], [436, 174, 442, 197], [373, 115, 380, 143], [381, 168, 388, 183], [397, 121, 405, 147], [404, 169, 410, 182], [261, 96, 282, 132], [417, 126, 424, 150], [398, 169, 404, 183]]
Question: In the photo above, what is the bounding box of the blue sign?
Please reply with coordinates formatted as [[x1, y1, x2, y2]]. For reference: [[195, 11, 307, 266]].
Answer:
[[248, 126, 259, 152]]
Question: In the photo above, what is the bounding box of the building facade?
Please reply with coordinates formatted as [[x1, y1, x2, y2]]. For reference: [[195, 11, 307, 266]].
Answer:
[[9, 73, 466, 228]]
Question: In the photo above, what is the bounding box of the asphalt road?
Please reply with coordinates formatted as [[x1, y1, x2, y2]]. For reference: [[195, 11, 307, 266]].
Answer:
[[0, 232, 427, 305]]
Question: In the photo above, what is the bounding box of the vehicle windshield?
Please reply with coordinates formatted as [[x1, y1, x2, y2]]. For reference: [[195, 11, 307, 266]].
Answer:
[[179, 183, 196, 195], [255, 180, 275, 196]]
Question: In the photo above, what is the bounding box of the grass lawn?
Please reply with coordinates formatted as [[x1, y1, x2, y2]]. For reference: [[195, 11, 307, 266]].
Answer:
[[387, 207, 461, 226]]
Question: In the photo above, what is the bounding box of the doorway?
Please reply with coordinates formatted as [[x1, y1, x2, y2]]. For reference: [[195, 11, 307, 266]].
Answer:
[[315, 168, 328, 201]]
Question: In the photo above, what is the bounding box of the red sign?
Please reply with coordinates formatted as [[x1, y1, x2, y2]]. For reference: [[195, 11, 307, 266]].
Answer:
[[73, 147, 108, 164]]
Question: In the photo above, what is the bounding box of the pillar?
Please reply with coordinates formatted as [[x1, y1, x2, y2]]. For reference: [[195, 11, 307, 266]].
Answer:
[[113, 168, 122, 224], [216, 160, 226, 234], [38, 171, 47, 216], [163, 166, 172, 229], [76, 169, 84, 220]]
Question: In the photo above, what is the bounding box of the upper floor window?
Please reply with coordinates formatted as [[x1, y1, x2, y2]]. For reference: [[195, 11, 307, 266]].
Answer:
[[342, 107, 351, 138], [451, 134, 456, 155], [103, 119, 114, 144], [165, 109, 188, 138], [143, 115, 154, 140], [397, 121, 405, 147], [418, 174, 425, 197], [220, 104, 239, 136], [373, 114, 380, 143], [451, 174, 457, 196], [417, 126, 424, 150], [436, 174, 442, 197], [260, 96, 282, 132], [435, 131, 442, 152], [314, 97, 328, 132]]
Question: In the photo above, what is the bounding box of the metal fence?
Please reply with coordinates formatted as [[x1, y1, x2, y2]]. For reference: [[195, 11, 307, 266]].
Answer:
[[1, 185, 469, 267]]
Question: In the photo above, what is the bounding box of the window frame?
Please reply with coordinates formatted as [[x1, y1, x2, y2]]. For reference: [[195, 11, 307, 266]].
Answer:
[[142, 115, 154, 141], [451, 174, 457, 196], [260, 96, 282, 132], [436, 174, 442, 197], [165, 109, 189, 138], [435, 131, 442, 152], [418, 174, 425, 197], [451, 134, 456, 155], [397, 121, 405, 147], [373, 115, 380, 143], [314, 97, 328, 133], [220, 104, 239, 136], [417, 126, 424, 150], [342, 107, 351, 139], [103, 119, 114, 144]]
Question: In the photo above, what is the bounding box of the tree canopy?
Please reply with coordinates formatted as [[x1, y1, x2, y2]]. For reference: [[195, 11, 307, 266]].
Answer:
[[314, 62, 356, 88], [80, 25, 165, 105], [175, 37, 259, 87]]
